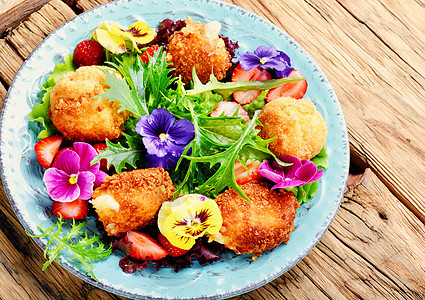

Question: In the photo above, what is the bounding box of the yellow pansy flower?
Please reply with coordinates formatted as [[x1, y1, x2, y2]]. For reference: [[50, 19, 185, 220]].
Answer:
[[91, 21, 155, 54], [158, 194, 223, 250]]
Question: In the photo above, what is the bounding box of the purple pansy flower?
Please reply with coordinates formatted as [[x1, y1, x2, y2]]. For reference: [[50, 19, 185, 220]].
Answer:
[[238, 46, 293, 77], [135, 108, 195, 171], [43, 142, 108, 202], [275, 50, 293, 78], [258, 155, 323, 189]]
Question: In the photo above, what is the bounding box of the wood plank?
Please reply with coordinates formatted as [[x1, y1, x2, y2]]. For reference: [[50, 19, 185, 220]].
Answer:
[[0, 82, 6, 109], [5, 0, 76, 59], [0, 0, 52, 35], [0, 39, 24, 85], [0, 180, 126, 300], [234, 169, 425, 299], [227, 0, 425, 223], [74, 0, 111, 12]]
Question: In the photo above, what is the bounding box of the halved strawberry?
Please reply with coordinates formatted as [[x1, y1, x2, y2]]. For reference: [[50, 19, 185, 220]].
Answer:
[[73, 40, 105, 67], [234, 159, 263, 185], [126, 231, 168, 261], [52, 198, 89, 220], [232, 64, 272, 105], [52, 147, 73, 167], [265, 69, 307, 102], [157, 233, 189, 257], [93, 143, 109, 172], [210, 101, 249, 120], [34, 135, 64, 169], [140, 45, 159, 64]]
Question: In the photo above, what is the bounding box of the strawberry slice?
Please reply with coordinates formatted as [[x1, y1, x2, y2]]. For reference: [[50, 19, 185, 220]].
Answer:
[[126, 231, 169, 261], [52, 147, 73, 167], [34, 135, 64, 169], [140, 45, 159, 64], [158, 233, 189, 257], [93, 143, 109, 172], [73, 40, 105, 67], [234, 159, 263, 185], [265, 69, 307, 102], [52, 198, 89, 220], [232, 64, 272, 105], [210, 101, 249, 120]]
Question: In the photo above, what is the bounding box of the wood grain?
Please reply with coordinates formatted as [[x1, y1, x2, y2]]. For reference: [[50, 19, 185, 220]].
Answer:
[[0, 0, 52, 35], [227, 0, 425, 223], [1, 0, 425, 299], [5, 0, 76, 59]]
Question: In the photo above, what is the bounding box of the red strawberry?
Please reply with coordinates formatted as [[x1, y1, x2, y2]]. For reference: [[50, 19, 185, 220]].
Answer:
[[73, 40, 105, 67], [266, 69, 307, 102], [52, 147, 73, 167], [52, 198, 89, 220], [157, 233, 189, 257], [210, 101, 249, 120], [93, 143, 109, 172], [140, 45, 159, 64], [34, 135, 64, 169], [232, 64, 272, 105], [234, 159, 263, 185], [126, 231, 168, 261]]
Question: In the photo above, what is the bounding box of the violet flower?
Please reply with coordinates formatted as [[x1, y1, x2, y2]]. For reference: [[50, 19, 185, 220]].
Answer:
[[238, 46, 293, 77], [258, 155, 323, 189], [135, 108, 195, 171], [43, 142, 108, 202]]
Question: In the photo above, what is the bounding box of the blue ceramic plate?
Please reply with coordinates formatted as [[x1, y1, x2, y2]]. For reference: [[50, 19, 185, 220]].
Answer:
[[0, 0, 349, 298]]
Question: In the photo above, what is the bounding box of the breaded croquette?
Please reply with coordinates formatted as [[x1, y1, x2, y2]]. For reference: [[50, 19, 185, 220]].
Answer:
[[91, 167, 174, 236], [48, 66, 129, 142], [258, 97, 327, 160], [212, 180, 300, 258], [166, 18, 232, 84]]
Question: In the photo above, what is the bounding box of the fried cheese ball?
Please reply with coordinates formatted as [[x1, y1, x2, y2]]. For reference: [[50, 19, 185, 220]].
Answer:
[[166, 18, 232, 84], [91, 167, 174, 236], [258, 97, 327, 160], [48, 66, 129, 142], [212, 180, 300, 258]]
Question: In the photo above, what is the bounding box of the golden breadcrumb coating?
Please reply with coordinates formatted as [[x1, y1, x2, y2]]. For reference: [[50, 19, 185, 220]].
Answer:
[[258, 97, 328, 160], [48, 66, 129, 142], [91, 168, 174, 236], [213, 180, 300, 258], [166, 18, 232, 84]]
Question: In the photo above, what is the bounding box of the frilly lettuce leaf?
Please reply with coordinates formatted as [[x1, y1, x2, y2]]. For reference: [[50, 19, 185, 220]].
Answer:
[[28, 53, 76, 138]]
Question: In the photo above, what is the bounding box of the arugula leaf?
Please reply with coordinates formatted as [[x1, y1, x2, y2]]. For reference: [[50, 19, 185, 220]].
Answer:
[[186, 69, 305, 100], [98, 48, 175, 117], [181, 110, 273, 201], [91, 139, 143, 173], [28, 53, 76, 138], [28, 217, 111, 281], [242, 90, 267, 117]]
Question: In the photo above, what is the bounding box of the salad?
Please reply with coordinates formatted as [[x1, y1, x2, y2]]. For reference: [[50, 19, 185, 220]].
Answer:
[[27, 17, 328, 280]]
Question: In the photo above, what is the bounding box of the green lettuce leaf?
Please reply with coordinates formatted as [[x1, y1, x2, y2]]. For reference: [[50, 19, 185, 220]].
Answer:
[[28, 53, 76, 138], [186, 70, 305, 100]]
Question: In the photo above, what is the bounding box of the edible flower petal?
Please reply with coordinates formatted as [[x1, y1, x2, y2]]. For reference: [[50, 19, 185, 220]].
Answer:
[[258, 155, 323, 189], [43, 142, 106, 202], [135, 108, 195, 171], [91, 21, 155, 54], [157, 194, 223, 250], [238, 46, 293, 77]]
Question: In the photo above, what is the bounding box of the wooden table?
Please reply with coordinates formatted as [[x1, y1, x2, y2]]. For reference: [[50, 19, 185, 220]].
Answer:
[[1, 0, 424, 299]]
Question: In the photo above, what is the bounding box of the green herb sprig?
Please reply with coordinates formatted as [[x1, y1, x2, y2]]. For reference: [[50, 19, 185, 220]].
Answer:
[[28, 216, 112, 281]]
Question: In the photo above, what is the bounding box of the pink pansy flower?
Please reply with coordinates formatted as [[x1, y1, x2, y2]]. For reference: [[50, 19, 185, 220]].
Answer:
[[258, 155, 323, 189], [43, 142, 108, 202]]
